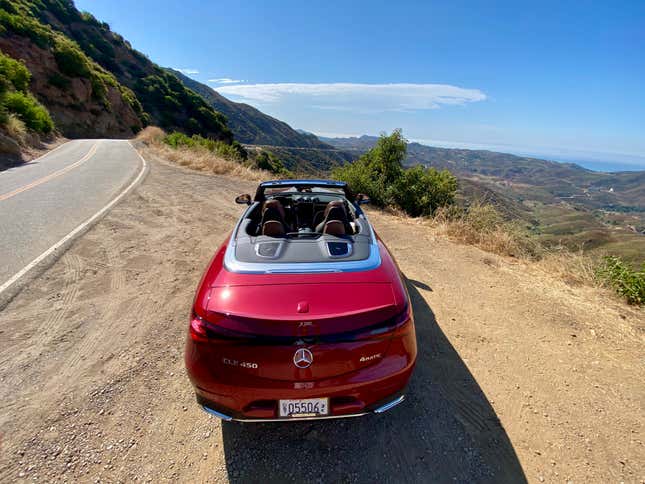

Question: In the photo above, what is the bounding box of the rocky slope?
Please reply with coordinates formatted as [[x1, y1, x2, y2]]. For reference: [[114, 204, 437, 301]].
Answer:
[[0, 0, 230, 141]]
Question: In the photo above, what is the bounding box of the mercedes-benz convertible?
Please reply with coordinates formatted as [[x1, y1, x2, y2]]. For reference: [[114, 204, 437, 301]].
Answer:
[[185, 179, 417, 421]]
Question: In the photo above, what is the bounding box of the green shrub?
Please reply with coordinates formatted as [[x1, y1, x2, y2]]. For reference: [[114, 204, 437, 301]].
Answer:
[[333, 129, 457, 216], [393, 165, 457, 216], [53, 35, 90, 77], [255, 151, 291, 176], [163, 131, 247, 162], [3, 91, 54, 133], [596, 256, 644, 305], [0, 51, 30, 92]]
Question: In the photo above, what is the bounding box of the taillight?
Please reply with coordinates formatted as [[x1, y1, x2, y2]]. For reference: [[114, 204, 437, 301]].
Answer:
[[189, 312, 258, 343], [189, 314, 211, 343], [340, 304, 413, 342]]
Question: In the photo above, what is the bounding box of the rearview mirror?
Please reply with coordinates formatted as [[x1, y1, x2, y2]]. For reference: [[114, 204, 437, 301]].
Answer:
[[235, 193, 252, 205], [356, 193, 370, 205]]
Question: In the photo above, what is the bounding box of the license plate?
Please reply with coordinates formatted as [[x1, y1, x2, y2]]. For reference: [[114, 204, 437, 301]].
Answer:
[[279, 398, 329, 418]]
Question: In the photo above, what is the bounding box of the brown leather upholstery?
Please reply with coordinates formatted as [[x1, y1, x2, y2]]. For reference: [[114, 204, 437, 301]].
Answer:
[[262, 220, 285, 237], [316, 200, 352, 234], [263, 199, 286, 221], [323, 220, 346, 236], [259, 199, 289, 235], [323, 200, 345, 218]]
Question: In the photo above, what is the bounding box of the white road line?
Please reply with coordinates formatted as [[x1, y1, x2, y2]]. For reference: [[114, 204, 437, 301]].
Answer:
[[0, 142, 148, 296]]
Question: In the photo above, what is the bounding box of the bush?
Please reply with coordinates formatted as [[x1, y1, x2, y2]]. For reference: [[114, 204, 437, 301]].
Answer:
[[163, 131, 246, 162], [333, 129, 457, 216], [393, 165, 457, 216], [596, 256, 644, 305], [53, 36, 91, 77], [255, 151, 291, 176], [3, 91, 54, 133], [0, 51, 30, 92]]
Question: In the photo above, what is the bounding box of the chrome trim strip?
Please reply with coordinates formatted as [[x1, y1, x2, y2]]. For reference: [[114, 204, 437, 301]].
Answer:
[[224, 213, 381, 274], [201, 405, 233, 421], [373, 395, 406, 413], [201, 394, 405, 422]]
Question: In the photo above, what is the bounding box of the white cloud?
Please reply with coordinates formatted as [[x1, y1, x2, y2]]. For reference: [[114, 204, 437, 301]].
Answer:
[[216, 82, 486, 112], [174, 68, 199, 75], [208, 78, 247, 84]]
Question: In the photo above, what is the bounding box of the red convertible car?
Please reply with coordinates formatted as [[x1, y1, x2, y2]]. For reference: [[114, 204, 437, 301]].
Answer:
[[185, 180, 417, 421]]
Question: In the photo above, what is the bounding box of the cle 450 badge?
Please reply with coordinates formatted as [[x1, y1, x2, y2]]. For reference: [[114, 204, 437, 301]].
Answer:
[[222, 357, 258, 369]]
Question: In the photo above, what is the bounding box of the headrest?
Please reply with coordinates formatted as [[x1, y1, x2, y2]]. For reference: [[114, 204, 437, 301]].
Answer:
[[323, 220, 346, 236], [262, 220, 285, 237], [263, 199, 285, 220]]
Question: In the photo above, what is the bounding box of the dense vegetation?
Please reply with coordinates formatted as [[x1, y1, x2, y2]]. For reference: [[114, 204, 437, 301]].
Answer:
[[0, 49, 53, 135], [254, 150, 292, 176], [0, 0, 143, 118], [333, 129, 457, 216], [596, 256, 644, 306], [0, 0, 231, 141]]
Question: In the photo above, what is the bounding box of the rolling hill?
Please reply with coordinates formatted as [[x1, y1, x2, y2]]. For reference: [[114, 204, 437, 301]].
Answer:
[[322, 135, 645, 261]]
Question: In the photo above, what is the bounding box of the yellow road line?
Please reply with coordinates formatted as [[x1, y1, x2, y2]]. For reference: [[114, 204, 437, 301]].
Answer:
[[0, 142, 99, 202]]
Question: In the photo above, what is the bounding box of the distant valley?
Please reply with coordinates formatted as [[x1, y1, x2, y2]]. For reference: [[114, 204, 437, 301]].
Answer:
[[322, 135, 645, 262]]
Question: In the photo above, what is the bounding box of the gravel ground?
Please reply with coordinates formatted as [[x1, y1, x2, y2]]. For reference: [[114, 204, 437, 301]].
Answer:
[[0, 148, 642, 483]]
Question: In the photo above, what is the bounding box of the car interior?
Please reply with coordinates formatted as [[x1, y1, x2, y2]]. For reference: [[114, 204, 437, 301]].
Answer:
[[245, 193, 359, 238]]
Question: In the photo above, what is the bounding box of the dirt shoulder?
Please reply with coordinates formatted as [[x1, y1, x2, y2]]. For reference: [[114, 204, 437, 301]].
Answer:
[[0, 150, 642, 483]]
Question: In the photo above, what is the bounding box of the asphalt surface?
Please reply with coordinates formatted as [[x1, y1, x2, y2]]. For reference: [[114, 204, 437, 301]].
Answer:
[[0, 139, 142, 286]]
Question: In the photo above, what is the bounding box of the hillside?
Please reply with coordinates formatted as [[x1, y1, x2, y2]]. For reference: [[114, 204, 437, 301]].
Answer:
[[323, 135, 645, 208], [0, 0, 231, 141], [169, 69, 353, 172], [323, 135, 645, 261]]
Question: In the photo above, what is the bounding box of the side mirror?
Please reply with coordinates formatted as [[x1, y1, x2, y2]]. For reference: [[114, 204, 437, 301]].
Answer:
[[235, 193, 252, 205], [356, 193, 371, 205]]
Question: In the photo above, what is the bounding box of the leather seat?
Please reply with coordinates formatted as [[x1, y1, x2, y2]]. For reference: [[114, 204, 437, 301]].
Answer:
[[315, 200, 352, 235], [323, 220, 346, 236], [260, 199, 288, 237], [262, 220, 285, 237]]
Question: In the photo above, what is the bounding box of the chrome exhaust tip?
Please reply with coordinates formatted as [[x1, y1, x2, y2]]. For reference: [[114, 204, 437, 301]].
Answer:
[[373, 395, 406, 414], [201, 405, 233, 421]]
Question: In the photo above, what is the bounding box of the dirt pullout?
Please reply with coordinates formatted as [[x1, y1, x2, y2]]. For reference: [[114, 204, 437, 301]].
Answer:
[[0, 150, 643, 483]]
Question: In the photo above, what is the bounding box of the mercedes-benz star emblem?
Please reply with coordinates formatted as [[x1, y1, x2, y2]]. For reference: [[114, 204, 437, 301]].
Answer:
[[293, 348, 313, 369]]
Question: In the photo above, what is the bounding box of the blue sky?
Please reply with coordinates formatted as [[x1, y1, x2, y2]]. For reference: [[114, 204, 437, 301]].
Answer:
[[76, 0, 645, 169]]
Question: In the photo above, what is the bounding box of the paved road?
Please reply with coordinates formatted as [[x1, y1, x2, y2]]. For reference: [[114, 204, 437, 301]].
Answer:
[[0, 139, 143, 286]]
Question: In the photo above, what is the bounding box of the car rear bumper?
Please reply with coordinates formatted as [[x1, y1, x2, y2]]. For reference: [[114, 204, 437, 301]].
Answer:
[[188, 346, 415, 421], [200, 394, 407, 422]]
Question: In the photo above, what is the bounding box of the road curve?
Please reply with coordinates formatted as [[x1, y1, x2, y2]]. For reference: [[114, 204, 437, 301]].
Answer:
[[0, 139, 143, 288]]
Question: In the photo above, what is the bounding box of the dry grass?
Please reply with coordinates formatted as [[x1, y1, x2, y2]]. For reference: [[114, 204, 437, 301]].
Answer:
[[135, 127, 271, 181], [532, 249, 599, 287], [425, 201, 613, 293], [5, 114, 27, 145], [429, 201, 542, 259]]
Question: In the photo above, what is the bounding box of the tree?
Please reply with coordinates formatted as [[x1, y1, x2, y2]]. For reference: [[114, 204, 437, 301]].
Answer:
[[333, 129, 457, 216]]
